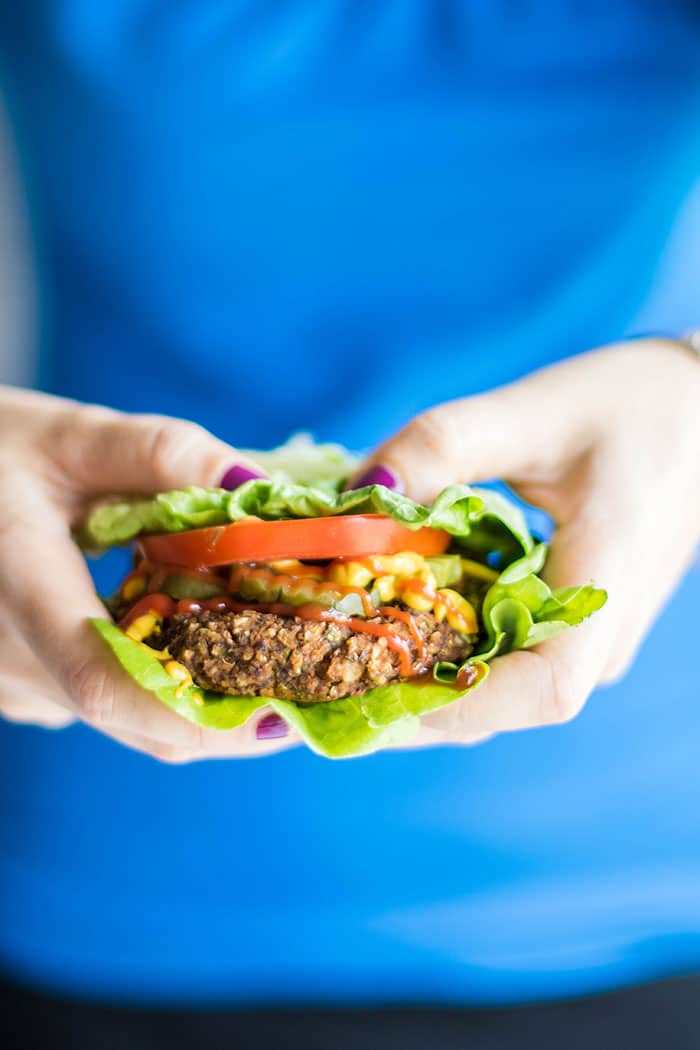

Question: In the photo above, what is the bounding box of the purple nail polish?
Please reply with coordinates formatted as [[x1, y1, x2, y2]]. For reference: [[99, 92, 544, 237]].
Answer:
[[220, 464, 267, 490], [353, 464, 403, 492], [256, 713, 289, 740]]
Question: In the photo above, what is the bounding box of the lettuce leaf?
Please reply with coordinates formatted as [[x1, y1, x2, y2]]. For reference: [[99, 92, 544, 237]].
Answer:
[[83, 481, 533, 563], [90, 543, 605, 759], [476, 545, 608, 660], [241, 432, 359, 485], [85, 438, 606, 758], [91, 619, 488, 758]]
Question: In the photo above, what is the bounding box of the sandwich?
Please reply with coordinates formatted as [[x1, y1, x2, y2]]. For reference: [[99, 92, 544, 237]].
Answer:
[[84, 438, 606, 757]]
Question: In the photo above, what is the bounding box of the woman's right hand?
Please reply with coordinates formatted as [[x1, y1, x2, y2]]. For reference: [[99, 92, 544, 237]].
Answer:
[[0, 386, 296, 761]]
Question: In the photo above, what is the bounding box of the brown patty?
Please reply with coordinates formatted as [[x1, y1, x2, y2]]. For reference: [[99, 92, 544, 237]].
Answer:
[[158, 608, 475, 702]]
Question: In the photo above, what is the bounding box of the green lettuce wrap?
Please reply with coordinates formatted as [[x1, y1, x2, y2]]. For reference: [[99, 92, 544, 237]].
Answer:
[[85, 436, 606, 759]]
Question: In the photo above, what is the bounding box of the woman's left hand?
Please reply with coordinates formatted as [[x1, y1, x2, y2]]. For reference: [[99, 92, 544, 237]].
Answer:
[[353, 340, 700, 747]]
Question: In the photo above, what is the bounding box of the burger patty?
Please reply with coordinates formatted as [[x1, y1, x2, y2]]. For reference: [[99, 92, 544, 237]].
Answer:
[[158, 608, 475, 702]]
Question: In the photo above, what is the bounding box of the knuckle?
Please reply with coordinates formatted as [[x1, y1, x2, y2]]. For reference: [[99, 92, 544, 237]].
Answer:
[[534, 652, 583, 725], [144, 417, 208, 482], [68, 660, 116, 727], [408, 409, 453, 458], [548, 681, 583, 725]]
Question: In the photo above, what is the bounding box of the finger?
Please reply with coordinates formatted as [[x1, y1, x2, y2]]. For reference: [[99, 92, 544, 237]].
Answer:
[[0, 684, 75, 728], [0, 616, 76, 727], [348, 363, 603, 504], [106, 718, 300, 764], [600, 536, 699, 685], [0, 546, 302, 755], [0, 492, 209, 747], [104, 730, 298, 764], [41, 406, 266, 497]]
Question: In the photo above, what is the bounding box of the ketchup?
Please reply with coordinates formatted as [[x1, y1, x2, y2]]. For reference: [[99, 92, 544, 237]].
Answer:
[[119, 593, 175, 629], [377, 606, 428, 667], [455, 662, 487, 691], [296, 607, 415, 678], [166, 594, 422, 678]]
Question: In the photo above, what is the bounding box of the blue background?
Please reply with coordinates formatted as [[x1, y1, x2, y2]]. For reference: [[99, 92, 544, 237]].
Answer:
[[0, 1, 699, 1005]]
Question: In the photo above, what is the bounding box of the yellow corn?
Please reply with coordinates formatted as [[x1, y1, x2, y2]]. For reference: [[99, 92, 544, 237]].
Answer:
[[375, 575, 397, 603], [436, 589, 478, 634], [460, 558, 498, 583], [125, 612, 161, 643], [327, 561, 374, 588], [373, 552, 426, 578], [417, 567, 437, 590], [121, 575, 147, 602], [268, 560, 324, 579], [399, 585, 435, 613]]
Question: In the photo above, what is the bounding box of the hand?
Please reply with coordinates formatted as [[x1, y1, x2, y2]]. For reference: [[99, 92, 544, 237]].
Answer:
[[0, 387, 297, 761], [354, 341, 700, 746]]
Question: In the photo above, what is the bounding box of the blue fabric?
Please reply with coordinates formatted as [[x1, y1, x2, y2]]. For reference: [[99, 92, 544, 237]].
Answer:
[[1, 0, 700, 1005]]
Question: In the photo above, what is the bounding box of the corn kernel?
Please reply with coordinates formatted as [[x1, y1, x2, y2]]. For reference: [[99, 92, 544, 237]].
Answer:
[[121, 575, 146, 602], [269, 559, 302, 573], [269, 560, 323, 579], [399, 586, 435, 613], [327, 562, 348, 585], [373, 552, 426, 577], [417, 567, 437, 592], [344, 563, 374, 588], [327, 561, 373, 588], [375, 575, 397, 602], [437, 589, 478, 634]]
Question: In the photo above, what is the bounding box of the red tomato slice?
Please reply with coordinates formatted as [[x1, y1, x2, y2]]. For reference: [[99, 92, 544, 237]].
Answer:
[[138, 514, 450, 568]]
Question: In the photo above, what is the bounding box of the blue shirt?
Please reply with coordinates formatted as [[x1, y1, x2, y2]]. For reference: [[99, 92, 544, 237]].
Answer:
[[1, 1, 700, 1005]]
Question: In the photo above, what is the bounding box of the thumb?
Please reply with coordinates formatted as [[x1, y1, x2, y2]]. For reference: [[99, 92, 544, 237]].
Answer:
[[45, 405, 266, 495], [350, 375, 597, 505]]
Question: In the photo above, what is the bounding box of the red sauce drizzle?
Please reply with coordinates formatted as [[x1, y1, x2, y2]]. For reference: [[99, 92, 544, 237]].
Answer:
[[170, 595, 417, 677], [296, 608, 415, 678], [119, 594, 175, 628], [377, 606, 427, 667], [455, 663, 486, 691]]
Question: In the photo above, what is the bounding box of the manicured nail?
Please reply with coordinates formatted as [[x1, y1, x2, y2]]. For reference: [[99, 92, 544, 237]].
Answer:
[[220, 464, 267, 490], [353, 464, 403, 492], [256, 713, 289, 740]]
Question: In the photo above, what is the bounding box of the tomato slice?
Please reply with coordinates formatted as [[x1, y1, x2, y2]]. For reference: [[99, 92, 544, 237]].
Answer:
[[138, 514, 450, 568]]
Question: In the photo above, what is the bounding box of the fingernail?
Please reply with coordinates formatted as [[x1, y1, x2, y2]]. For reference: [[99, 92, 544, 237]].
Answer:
[[353, 464, 403, 492], [220, 464, 267, 490], [256, 713, 289, 740]]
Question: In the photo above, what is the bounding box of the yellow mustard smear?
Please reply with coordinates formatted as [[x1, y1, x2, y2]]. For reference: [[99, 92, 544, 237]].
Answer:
[[124, 611, 199, 700]]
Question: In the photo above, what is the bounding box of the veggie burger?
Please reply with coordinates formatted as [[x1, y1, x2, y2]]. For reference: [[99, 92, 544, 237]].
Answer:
[[85, 439, 606, 757]]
